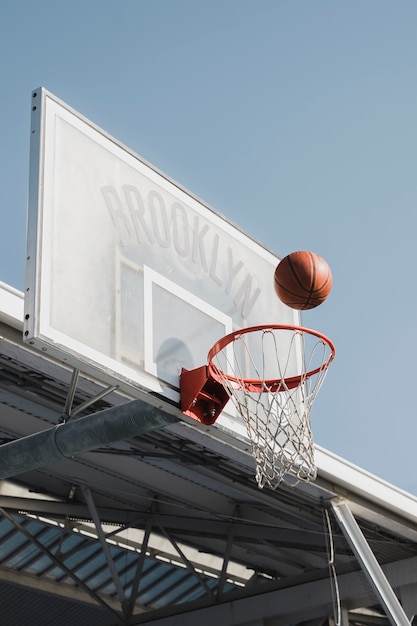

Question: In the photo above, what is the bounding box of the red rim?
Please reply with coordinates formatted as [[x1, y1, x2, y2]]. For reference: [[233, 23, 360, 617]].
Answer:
[[207, 324, 335, 392]]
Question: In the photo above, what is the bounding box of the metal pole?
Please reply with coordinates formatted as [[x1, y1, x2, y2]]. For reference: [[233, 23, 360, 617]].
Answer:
[[330, 498, 410, 626], [0, 399, 178, 479]]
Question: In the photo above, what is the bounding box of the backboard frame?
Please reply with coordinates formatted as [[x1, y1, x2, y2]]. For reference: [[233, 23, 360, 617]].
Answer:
[[24, 88, 301, 437]]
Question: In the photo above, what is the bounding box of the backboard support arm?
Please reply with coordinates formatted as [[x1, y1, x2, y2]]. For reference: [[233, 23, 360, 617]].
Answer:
[[180, 366, 230, 425]]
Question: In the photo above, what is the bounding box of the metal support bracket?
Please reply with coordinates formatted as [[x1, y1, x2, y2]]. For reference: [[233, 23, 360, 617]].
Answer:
[[61, 367, 119, 423], [180, 366, 229, 425]]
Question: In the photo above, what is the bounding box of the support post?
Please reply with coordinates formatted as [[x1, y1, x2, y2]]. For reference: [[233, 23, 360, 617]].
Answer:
[[330, 498, 410, 626]]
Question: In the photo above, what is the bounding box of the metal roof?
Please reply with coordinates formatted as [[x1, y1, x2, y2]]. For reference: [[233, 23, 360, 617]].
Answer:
[[0, 285, 417, 625]]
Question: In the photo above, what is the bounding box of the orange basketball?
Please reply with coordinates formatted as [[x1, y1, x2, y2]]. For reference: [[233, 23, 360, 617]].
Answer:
[[274, 251, 332, 310]]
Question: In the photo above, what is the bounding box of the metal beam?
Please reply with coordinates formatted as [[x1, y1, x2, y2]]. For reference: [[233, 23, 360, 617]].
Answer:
[[127, 511, 154, 617], [0, 398, 178, 478], [0, 498, 340, 552], [82, 487, 127, 615], [62, 368, 80, 420], [217, 523, 235, 598], [62, 367, 118, 422], [0, 506, 125, 624], [128, 553, 417, 626], [330, 498, 411, 626], [158, 526, 216, 597]]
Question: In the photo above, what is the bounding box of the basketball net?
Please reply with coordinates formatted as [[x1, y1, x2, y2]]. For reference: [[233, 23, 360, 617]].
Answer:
[[208, 325, 335, 489]]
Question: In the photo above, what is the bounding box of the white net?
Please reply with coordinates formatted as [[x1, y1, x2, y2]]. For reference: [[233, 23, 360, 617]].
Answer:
[[208, 326, 334, 489]]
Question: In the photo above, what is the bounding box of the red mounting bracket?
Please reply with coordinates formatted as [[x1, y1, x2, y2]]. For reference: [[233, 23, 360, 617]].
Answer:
[[180, 366, 230, 425]]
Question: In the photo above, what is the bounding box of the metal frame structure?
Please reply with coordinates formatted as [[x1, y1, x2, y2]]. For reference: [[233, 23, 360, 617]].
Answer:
[[0, 283, 416, 625]]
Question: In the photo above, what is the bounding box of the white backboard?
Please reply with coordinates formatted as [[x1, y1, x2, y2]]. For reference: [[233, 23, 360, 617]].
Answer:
[[24, 88, 300, 433]]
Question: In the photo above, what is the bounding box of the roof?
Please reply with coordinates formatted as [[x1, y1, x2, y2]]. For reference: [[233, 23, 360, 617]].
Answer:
[[0, 283, 416, 625]]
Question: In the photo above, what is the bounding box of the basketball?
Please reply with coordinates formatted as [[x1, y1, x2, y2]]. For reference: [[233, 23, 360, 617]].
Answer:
[[274, 250, 332, 310]]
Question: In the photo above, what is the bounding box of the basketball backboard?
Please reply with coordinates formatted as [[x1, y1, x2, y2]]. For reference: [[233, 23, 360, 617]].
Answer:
[[24, 88, 300, 437]]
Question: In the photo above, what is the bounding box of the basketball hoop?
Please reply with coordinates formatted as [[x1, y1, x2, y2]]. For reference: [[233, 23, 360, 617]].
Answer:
[[180, 325, 335, 489]]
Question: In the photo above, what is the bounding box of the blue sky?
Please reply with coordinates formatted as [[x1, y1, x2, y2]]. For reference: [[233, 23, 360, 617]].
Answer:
[[1, 1, 417, 492]]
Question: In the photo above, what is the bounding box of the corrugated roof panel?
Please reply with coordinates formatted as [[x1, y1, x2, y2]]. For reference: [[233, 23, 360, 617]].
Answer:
[[0, 532, 28, 563], [87, 549, 126, 592], [137, 560, 175, 605], [155, 569, 190, 603], [58, 538, 100, 572], [45, 564, 77, 582], [16, 551, 52, 574], [0, 516, 15, 537], [179, 577, 219, 604], [69, 546, 108, 579], [172, 579, 203, 605], [97, 552, 138, 593], [143, 568, 192, 607]]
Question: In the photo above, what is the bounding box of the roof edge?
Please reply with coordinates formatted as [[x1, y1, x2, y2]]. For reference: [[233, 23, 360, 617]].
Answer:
[[316, 444, 417, 525]]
